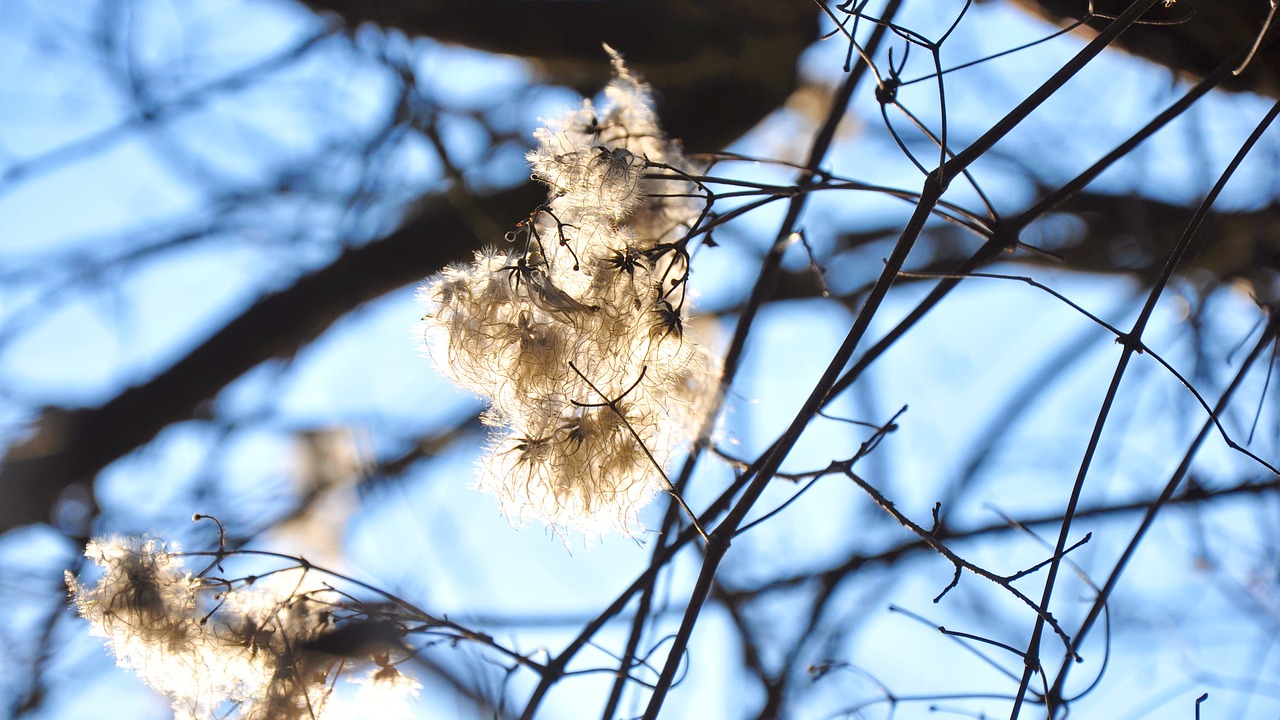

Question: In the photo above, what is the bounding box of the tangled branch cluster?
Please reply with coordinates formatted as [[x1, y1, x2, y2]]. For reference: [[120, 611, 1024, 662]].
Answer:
[[67, 536, 420, 719], [417, 49, 721, 536]]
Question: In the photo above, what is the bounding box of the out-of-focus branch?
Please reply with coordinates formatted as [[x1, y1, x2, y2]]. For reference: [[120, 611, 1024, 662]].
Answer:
[[829, 194, 1280, 299], [295, 0, 817, 149], [1011, 0, 1280, 98], [0, 182, 543, 536], [1025, 193, 1280, 295]]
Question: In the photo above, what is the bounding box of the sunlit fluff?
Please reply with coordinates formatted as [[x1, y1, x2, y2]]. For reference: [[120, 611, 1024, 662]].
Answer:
[[326, 664, 422, 720], [67, 535, 417, 719], [417, 48, 721, 537]]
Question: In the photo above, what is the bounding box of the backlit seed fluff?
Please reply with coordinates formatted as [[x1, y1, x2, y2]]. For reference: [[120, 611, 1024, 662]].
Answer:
[[68, 536, 422, 719], [417, 47, 720, 538]]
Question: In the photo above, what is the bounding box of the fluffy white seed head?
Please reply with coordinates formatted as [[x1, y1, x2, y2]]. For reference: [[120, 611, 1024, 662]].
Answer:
[[417, 48, 721, 539], [67, 536, 271, 718], [69, 537, 410, 719]]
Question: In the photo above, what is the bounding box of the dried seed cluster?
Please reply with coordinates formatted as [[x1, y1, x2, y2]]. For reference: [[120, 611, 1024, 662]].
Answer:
[[67, 536, 420, 719], [417, 49, 720, 536]]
